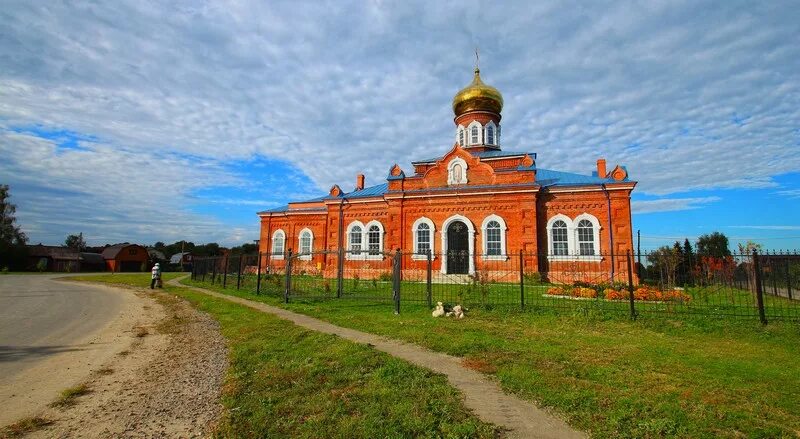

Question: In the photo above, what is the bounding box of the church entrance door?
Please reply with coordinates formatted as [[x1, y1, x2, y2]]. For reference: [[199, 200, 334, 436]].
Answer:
[[446, 221, 469, 274]]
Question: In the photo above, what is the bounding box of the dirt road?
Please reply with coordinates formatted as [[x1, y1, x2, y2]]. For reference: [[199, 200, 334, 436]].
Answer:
[[0, 276, 227, 437]]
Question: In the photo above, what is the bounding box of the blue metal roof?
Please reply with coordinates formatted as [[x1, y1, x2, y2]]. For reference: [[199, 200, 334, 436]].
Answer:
[[338, 182, 389, 198], [259, 204, 289, 214], [261, 168, 631, 214], [411, 150, 535, 164], [536, 168, 629, 187]]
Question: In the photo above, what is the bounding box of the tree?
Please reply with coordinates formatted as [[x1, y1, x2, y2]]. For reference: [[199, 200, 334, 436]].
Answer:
[[0, 185, 29, 270], [738, 241, 763, 293], [647, 245, 682, 289], [696, 232, 733, 285], [65, 232, 87, 251], [696, 232, 731, 258]]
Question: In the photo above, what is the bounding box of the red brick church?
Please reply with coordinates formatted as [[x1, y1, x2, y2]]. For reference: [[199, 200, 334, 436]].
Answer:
[[258, 67, 636, 281]]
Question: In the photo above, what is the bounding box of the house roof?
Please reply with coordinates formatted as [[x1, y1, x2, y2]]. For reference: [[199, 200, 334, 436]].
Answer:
[[147, 248, 166, 260], [101, 243, 145, 259], [536, 168, 630, 187], [259, 161, 632, 214], [334, 182, 389, 199], [170, 252, 191, 264], [79, 252, 106, 264], [27, 245, 80, 260]]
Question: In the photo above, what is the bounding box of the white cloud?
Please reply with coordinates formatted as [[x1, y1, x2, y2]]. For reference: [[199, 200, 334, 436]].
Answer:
[[1, 1, 799, 244], [775, 189, 800, 199], [631, 196, 721, 214], [729, 225, 800, 231]]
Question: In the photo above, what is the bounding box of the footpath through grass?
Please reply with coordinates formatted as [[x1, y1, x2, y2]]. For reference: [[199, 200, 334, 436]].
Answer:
[[68, 274, 497, 438], [184, 277, 800, 439]]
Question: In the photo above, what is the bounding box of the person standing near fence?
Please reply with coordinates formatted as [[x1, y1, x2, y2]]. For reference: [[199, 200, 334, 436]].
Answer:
[[150, 262, 161, 289]]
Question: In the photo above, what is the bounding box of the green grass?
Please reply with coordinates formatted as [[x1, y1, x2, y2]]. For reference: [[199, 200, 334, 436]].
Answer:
[[185, 276, 800, 439], [243, 272, 800, 321], [67, 272, 184, 285], [50, 384, 91, 408], [72, 274, 497, 438]]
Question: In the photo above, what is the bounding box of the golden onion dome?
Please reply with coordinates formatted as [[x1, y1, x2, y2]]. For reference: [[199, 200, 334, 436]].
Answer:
[[452, 68, 503, 117]]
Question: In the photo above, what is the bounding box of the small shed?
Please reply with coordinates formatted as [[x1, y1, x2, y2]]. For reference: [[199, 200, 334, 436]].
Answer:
[[170, 252, 193, 271], [27, 245, 80, 272], [147, 248, 167, 263], [102, 244, 149, 272], [79, 252, 107, 272]]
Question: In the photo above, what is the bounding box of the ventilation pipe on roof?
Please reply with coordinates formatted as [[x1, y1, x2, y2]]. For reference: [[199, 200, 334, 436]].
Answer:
[[356, 174, 365, 191], [597, 158, 607, 179]]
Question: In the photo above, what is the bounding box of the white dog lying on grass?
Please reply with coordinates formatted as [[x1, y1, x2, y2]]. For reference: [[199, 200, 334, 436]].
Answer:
[[432, 302, 466, 319], [446, 304, 466, 319], [432, 302, 446, 317]]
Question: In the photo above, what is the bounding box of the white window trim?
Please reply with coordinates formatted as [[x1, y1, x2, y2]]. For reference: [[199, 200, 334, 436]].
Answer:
[[485, 121, 497, 146], [297, 227, 313, 260], [447, 157, 468, 185], [545, 213, 603, 262], [411, 217, 436, 261], [345, 221, 365, 260], [441, 214, 475, 275], [364, 220, 385, 260], [467, 121, 482, 146], [456, 125, 465, 146], [481, 214, 508, 261], [271, 229, 285, 260], [574, 213, 602, 259]]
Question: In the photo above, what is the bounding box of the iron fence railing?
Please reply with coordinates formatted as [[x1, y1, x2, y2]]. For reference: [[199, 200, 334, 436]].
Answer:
[[190, 249, 800, 323]]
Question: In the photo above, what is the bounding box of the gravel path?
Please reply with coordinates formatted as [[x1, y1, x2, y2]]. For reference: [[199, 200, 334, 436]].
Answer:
[[175, 279, 585, 439], [28, 288, 228, 438]]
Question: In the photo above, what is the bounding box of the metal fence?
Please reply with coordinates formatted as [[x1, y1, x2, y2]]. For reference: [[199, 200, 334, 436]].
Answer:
[[191, 249, 800, 323]]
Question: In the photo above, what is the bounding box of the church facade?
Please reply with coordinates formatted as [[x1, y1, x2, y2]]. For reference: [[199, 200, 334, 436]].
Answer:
[[258, 68, 636, 281]]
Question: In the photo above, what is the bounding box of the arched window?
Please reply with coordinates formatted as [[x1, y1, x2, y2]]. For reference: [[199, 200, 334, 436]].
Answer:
[[417, 223, 431, 254], [470, 125, 479, 144], [412, 217, 435, 260], [271, 230, 285, 260], [368, 225, 381, 255], [486, 125, 495, 145], [348, 224, 363, 255], [551, 220, 568, 255], [577, 219, 595, 256], [481, 215, 507, 260], [458, 128, 464, 146], [485, 221, 502, 255], [298, 228, 313, 260]]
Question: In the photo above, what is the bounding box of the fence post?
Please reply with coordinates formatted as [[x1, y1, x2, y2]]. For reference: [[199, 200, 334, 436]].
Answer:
[[786, 258, 793, 300], [626, 250, 637, 320], [256, 252, 262, 295], [284, 250, 293, 303], [336, 247, 344, 298], [223, 255, 229, 288], [393, 249, 401, 314], [212, 258, 217, 284], [426, 250, 432, 308], [519, 249, 525, 311], [237, 255, 243, 290], [753, 249, 767, 325]]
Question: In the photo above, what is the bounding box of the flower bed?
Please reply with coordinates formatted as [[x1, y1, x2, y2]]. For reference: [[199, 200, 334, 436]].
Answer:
[[545, 285, 691, 303]]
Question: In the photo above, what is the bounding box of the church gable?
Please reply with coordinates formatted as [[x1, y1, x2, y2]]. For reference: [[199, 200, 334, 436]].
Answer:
[[405, 144, 499, 190]]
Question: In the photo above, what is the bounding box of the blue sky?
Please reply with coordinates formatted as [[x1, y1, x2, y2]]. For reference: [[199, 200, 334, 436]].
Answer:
[[1, 1, 799, 249]]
